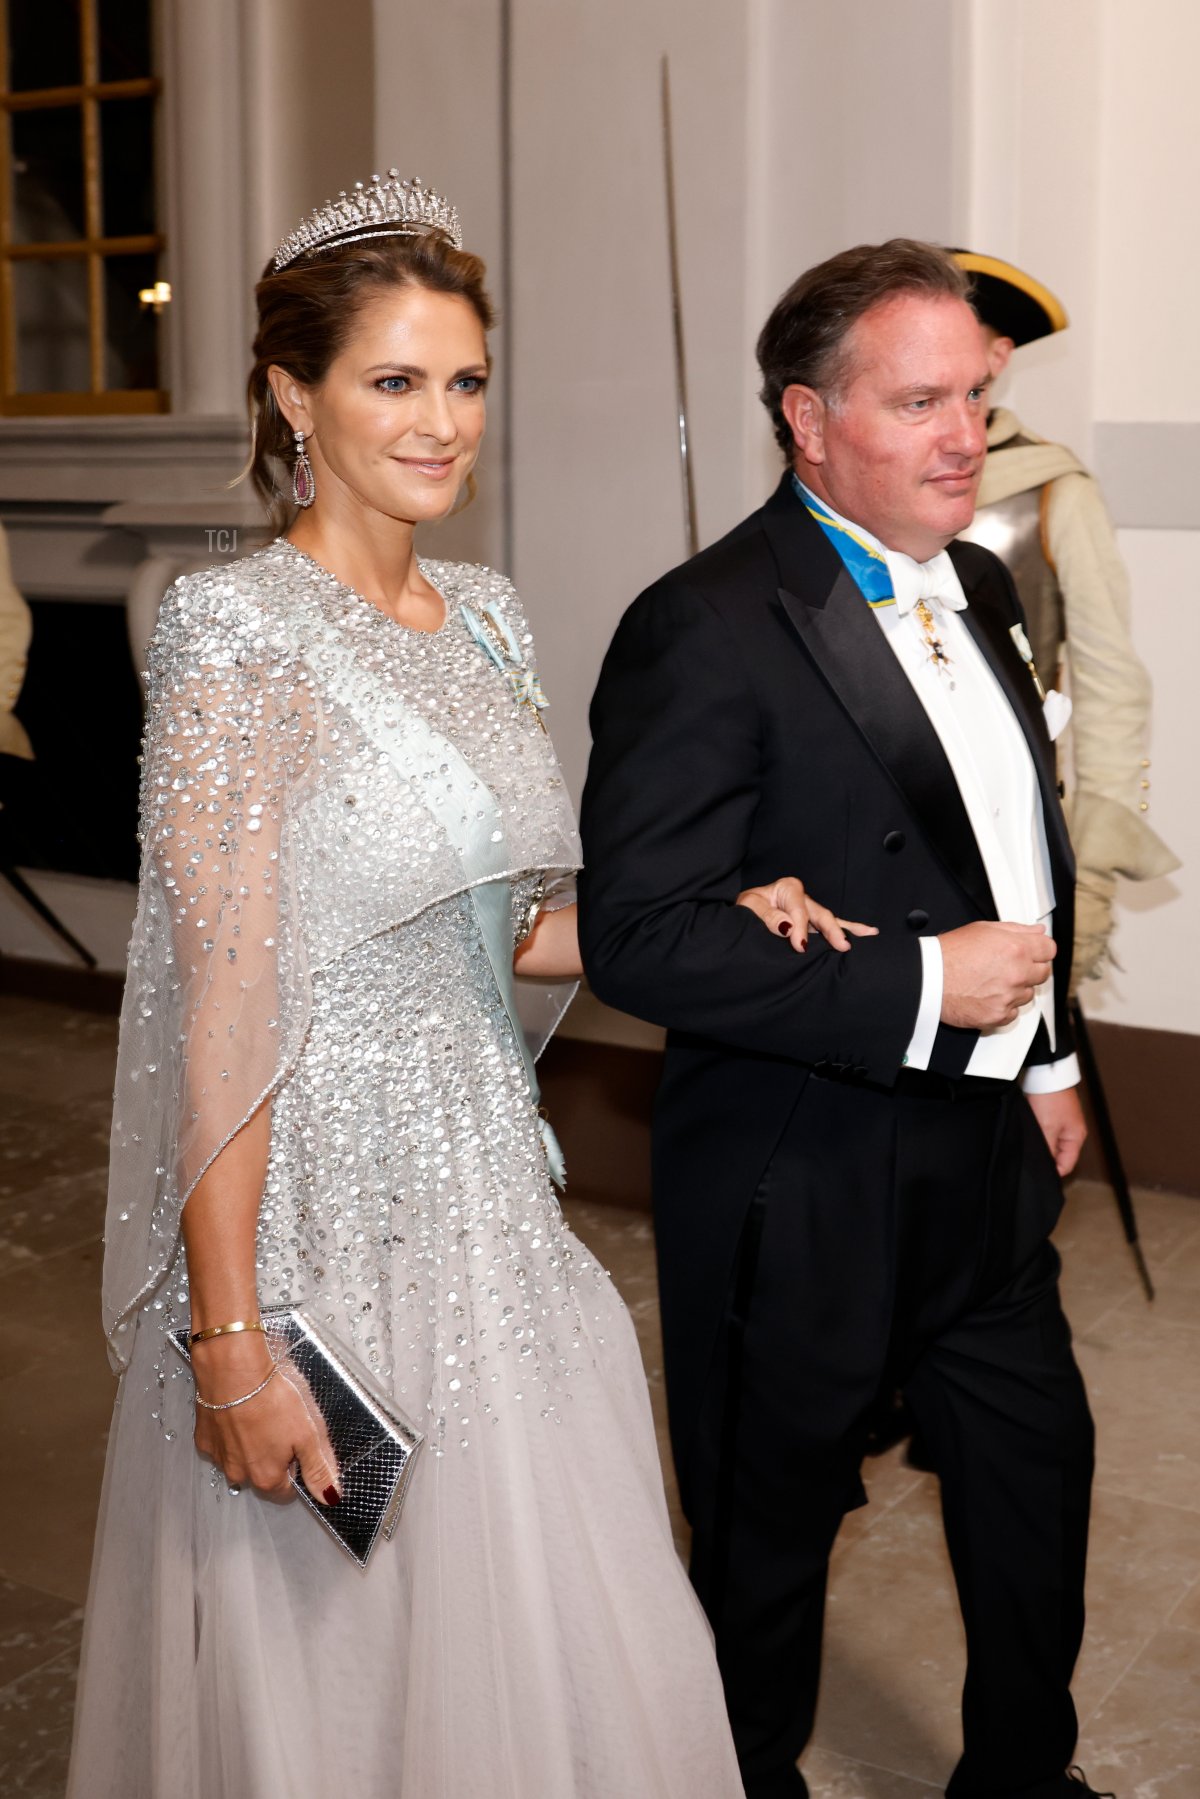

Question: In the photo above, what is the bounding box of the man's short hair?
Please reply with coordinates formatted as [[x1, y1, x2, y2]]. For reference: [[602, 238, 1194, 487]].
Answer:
[[756, 238, 971, 459]]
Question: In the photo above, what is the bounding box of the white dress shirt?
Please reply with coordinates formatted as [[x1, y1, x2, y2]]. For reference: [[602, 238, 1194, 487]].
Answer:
[[799, 485, 1079, 1093]]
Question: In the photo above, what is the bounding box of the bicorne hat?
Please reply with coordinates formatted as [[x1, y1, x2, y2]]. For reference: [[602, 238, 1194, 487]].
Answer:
[[949, 250, 1069, 347]]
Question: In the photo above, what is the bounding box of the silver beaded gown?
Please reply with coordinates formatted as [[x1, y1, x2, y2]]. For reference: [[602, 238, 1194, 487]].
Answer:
[[68, 543, 744, 1799]]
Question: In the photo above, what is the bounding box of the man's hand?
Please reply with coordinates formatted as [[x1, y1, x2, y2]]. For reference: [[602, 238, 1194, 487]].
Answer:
[[938, 920, 1056, 1030], [1026, 1086, 1088, 1178]]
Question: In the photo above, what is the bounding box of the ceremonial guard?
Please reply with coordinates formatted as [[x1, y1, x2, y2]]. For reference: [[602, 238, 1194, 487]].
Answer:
[[952, 251, 1178, 983]]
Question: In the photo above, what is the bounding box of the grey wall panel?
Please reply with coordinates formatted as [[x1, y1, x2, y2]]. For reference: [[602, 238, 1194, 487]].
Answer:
[[1094, 423, 1200, 529]]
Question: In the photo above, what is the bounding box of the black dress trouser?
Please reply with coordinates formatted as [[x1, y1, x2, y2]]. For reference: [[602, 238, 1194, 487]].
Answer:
[[684, 1072, 1095, 1799]]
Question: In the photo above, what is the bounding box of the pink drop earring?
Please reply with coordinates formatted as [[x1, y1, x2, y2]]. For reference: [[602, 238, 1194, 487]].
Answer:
[[292, 429, 316, 508]]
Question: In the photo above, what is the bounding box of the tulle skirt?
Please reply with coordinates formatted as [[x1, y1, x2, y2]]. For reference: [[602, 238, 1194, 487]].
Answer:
[[67, 1253, 745, 1799]]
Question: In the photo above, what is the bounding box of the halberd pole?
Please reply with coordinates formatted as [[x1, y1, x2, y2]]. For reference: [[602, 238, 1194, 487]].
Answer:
[[661, 56, 699, 559]]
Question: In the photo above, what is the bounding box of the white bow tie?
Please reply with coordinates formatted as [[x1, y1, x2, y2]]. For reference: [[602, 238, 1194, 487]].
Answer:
[[885, 549, 967, 618]]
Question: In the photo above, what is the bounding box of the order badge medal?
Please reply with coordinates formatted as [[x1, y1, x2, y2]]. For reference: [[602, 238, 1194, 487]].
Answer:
[[1008, 621, 1047, 701], [1010, 621, 1073, 741], [461, 601, 550, 731]]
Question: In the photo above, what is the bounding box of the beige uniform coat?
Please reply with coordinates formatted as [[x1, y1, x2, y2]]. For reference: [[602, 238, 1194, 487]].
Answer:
[[967, 408, 1178, 982], [0, 525, 33, 760]]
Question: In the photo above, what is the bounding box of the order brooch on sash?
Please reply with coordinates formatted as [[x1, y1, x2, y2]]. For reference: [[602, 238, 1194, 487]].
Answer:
[[460, 601, 550, 731]]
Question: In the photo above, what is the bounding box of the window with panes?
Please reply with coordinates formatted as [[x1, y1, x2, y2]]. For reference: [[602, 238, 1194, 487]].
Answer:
[[0, 0, 165, 415]]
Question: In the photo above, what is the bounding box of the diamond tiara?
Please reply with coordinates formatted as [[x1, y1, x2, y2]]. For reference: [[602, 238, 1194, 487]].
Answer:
[[272, 171, 462, 273]]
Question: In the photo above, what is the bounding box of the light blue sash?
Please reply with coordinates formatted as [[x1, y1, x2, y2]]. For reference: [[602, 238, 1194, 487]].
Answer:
[[791, 474, 896, 608], [306, 628, 567, 1190]]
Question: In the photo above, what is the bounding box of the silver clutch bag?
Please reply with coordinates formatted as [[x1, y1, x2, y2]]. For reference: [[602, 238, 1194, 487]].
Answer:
[[168, 1305, 424, 1568]]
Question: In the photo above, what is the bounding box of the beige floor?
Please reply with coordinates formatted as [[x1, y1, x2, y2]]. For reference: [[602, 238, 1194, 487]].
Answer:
[[0, 993, 1197, 1797]]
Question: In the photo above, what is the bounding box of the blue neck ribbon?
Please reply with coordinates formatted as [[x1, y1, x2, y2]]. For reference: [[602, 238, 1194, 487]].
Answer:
[[792, 474, 896, 608]]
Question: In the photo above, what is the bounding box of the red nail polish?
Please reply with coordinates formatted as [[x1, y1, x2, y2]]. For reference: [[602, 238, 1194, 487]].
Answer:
[[778, 920, 792, 936], [800, 938, 808, 952], [323, 1486, 339, 1506]]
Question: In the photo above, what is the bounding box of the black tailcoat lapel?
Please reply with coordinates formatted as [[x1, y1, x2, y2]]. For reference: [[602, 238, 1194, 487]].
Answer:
[[762, 483, 997, 917], [949, 543, 1076, 885]]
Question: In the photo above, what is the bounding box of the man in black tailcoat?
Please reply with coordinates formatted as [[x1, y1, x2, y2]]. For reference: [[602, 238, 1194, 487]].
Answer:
[[578, 241, 1106, 1799]]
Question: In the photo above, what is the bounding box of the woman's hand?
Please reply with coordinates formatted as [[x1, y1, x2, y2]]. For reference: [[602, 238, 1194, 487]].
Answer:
[[192, 1335, 341, 1507], [513, 900, 583, 979], [736, 876, 879, 954]]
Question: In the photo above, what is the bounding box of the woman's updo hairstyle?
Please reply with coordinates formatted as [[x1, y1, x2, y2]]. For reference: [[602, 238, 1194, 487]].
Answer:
[[246, 230, 495, 533]]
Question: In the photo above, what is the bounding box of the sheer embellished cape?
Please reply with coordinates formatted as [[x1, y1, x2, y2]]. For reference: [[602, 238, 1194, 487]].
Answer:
[[103, 544, 580, 1368]]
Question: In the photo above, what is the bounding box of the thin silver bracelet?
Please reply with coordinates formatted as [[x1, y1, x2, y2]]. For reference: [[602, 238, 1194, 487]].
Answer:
[[194, 1360, 280, 1412], [515, 878, 546, 947]]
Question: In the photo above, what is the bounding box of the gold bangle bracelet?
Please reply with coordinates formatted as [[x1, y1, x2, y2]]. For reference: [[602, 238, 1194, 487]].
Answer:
[[188, 1319, 265, 1347]]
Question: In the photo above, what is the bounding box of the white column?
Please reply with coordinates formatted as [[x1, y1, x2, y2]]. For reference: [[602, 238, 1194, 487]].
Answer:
[[240, 0, 376, 278], [160, 0, 251, 416], [160, 0, 376, 419]]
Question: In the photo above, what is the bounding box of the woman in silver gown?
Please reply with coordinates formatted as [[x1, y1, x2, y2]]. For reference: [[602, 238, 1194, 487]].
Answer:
[[67, 175, 851, 1798]]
